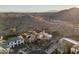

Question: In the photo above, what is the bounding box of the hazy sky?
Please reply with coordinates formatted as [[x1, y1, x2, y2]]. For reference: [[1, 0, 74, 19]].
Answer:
[[0, 5, 78, 12]]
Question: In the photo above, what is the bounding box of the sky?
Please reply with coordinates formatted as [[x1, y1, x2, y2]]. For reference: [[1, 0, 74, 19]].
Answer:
[[0, 5, 78, 12]]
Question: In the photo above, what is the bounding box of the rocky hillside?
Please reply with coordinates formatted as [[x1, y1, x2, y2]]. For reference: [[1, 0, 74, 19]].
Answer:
[[0, 8, 79, 36], [33, 7, 79, 24]]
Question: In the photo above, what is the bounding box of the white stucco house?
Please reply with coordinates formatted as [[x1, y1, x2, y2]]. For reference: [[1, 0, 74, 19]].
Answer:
[[58, 37, 79, 53], [59, 38, 79, 45], [6, 36, 25, 48], [37, 31, 52, 40]]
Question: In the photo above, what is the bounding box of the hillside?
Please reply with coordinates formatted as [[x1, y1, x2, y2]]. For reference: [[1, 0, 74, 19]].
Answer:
[[0, 13, 56, 34], [0, 8, 79, 36], [36, 7, 79, 24]]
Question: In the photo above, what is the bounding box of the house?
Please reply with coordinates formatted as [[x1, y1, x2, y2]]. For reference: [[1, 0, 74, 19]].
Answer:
[[71, 44, 79, 54], [37, 31, 52, 40], [24, 31, 38, 43], [6, 36, 25, 48], [59, 38, 79, 45], [58, 37, 79, 53]]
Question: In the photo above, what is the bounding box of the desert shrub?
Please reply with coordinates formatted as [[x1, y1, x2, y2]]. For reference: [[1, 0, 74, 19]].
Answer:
[[51, 31, 62, 38], [3, 33, 18, 40]]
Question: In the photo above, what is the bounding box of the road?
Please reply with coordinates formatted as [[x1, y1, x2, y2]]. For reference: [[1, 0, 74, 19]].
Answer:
[[45, 39, 59, 54]]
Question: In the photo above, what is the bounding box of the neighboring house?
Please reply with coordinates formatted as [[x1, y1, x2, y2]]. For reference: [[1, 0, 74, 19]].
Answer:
[[6, 36, 25, 48], [71, 44, 79, 54], [58, 37, 79, 53], [37, 31, 52, 40]]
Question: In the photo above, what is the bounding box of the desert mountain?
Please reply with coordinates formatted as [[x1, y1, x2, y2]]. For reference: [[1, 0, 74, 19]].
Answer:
[[0, 8, 79, 36], [51, 7, 79, 23]]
